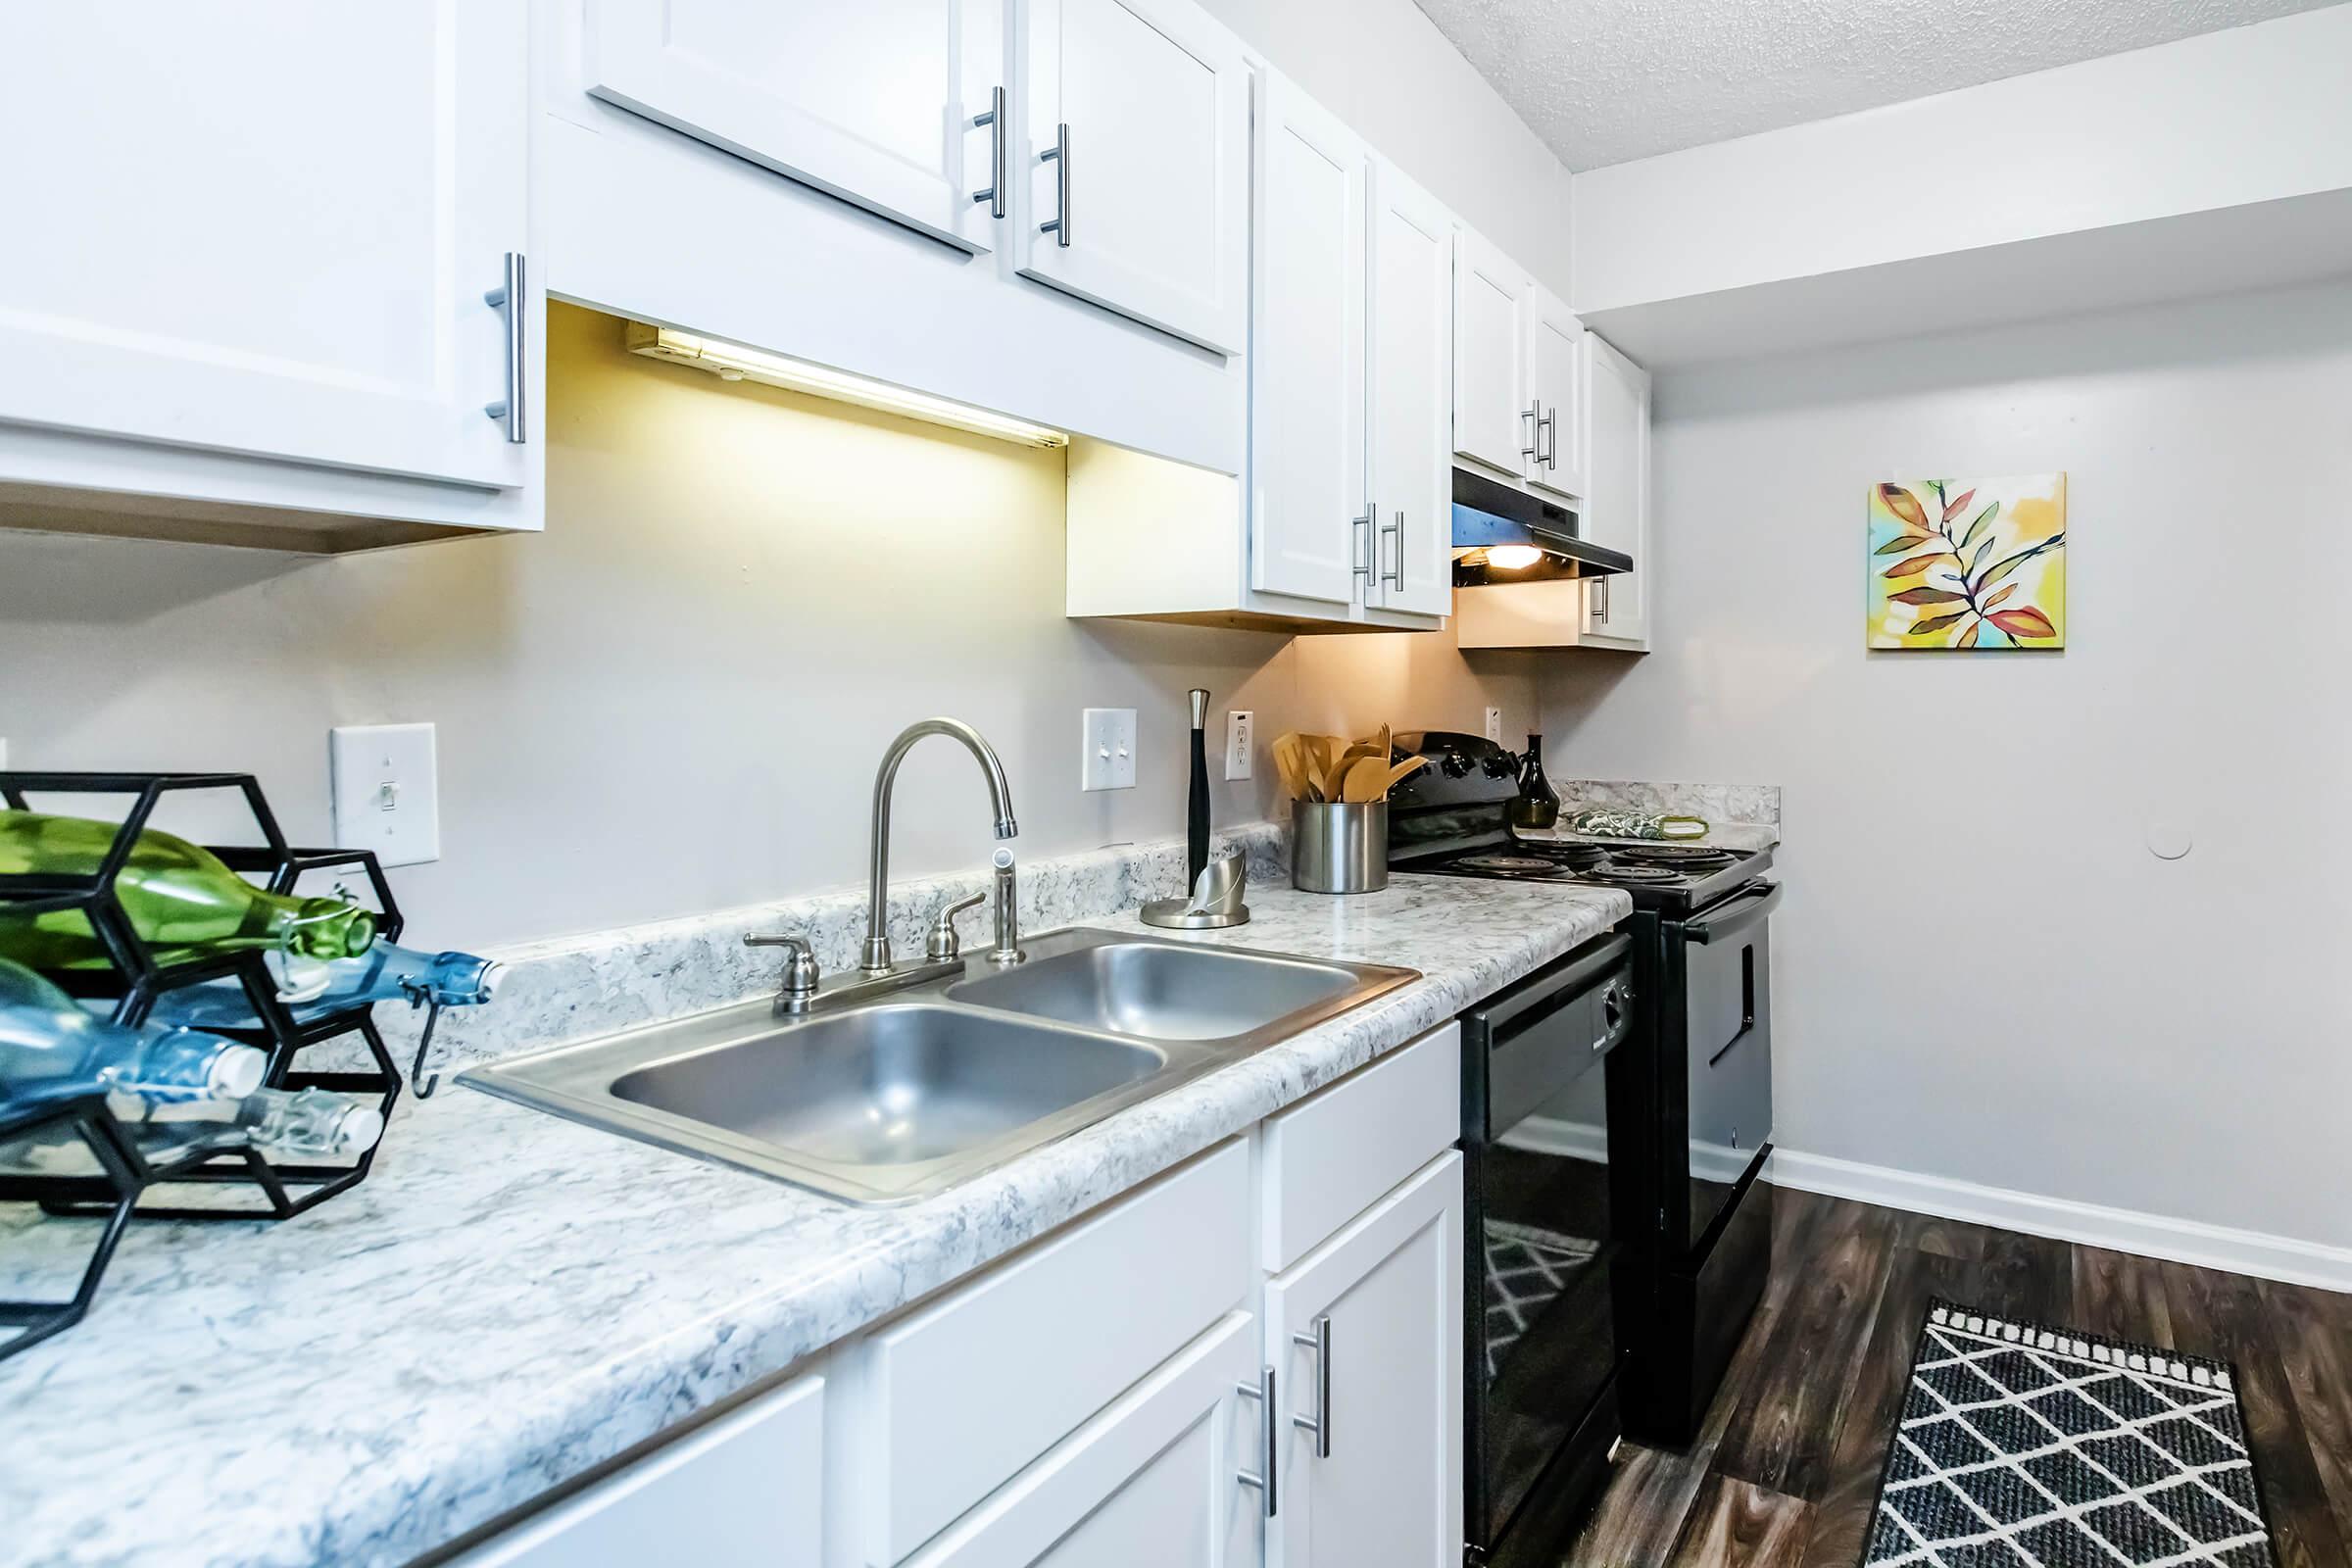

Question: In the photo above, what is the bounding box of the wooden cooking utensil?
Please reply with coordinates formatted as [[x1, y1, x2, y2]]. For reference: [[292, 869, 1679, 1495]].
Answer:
[[1341, 754, 1394, 803], [1374, 756, 1428, 796]]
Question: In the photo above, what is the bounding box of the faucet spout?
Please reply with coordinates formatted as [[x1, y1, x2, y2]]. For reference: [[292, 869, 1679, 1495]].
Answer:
[[863, 718, 1019, 974]]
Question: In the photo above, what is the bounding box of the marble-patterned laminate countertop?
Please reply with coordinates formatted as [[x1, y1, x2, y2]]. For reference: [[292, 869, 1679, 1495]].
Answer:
[[0, 876, 1627, 1568]]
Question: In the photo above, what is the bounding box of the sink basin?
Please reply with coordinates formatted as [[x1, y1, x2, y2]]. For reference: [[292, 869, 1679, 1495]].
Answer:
[[948, 941, 1363, 1043], [463, 926, 1418, 1205], [610, 1004, 1165, 1167]]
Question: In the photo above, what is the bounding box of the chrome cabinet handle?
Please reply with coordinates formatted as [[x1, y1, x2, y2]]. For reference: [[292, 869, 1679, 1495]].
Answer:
[[1380, 512, 1402, 589], [1351, 506, 1374, 587], [1291, 1314, 1332, 1458], [1038, 122, 1071, 246], [1539, 406, 1558, 468], [482, 252, 526, 444], [1591, 576, 1610, 625], [1521, 402, 1541, 464], [1236, 1364, 1277, 1516], [970, 86, 1006, 219]]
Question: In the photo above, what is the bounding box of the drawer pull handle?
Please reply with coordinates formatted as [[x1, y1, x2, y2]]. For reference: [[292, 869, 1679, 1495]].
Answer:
[[1292, 1313, 1333, 1458], [1236, 1364, 1277, 1517]]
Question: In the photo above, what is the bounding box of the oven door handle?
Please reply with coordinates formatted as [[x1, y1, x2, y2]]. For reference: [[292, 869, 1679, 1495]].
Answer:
[[1683, 881, 1782, 946]]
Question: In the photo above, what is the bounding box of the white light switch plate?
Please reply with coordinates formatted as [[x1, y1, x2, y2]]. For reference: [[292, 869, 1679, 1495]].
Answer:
[[1484, 707, 1503, 743], [330, 723, 440, 867], [1224, 710, 1253, 780], [1081, 708, 1137, 791]]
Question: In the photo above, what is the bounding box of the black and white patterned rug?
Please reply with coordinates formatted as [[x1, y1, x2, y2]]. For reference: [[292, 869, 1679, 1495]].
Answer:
[[1862, 1301, 2279, 1567]]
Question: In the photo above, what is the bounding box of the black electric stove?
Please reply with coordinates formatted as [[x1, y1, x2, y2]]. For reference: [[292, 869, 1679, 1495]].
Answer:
[[1389, 732, 1781, 1562]]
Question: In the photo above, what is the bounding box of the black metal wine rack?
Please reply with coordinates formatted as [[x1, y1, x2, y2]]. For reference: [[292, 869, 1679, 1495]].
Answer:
[[0, 772, 411, 1362]]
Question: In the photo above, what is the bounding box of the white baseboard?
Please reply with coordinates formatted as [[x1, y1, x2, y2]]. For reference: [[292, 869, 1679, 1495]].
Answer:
[[1773, 1149, 2352, 1294]]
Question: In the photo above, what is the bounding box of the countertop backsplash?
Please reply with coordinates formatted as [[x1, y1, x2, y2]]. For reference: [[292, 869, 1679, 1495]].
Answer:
[[374, 821, 1290, 1073], [1554, 779, 1781, 831]]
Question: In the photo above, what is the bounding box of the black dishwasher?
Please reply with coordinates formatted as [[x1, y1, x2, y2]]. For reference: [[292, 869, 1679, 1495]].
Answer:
[[1461, 930, 1636, 1567]]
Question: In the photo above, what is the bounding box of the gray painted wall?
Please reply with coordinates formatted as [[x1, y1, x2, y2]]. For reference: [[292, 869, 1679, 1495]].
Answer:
[[1543, 278, 2352, 1250]]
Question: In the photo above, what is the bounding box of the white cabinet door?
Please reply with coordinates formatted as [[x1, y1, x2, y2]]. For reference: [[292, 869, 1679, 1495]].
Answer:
[[1020, 0, 1250, 354], [1367, 161, 1455, 619], [1525, 289, 1591, 502], [0, 3, 530, 490], [1265, 1153, 1465, 1568], [1450, 228, 1531, 482], [454, 1373, 823, 1567], [903, 1312, 1262, 1568], [1582, 333, 1652, 650], [1249, 74, 1366, 608], [582, 0, 1005, 255]]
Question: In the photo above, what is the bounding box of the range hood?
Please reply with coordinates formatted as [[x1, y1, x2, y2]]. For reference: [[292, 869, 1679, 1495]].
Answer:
[[1450, 467, 1631, 587]]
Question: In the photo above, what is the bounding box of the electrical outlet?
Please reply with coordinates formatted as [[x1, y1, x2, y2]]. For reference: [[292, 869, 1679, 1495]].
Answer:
[[329, 723, 440, 866], [1081, 708, 1137, 791], [1224, 710, 1253, 780], [1484, 707, 1503, 743]]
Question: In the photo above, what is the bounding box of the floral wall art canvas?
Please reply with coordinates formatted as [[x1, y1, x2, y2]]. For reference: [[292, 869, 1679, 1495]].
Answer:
[[1868, 473, 2067, 650]]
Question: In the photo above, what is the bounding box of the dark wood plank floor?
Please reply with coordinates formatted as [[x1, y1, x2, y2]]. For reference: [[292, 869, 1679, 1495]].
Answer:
[[1566, 1189, 2352, 1566]]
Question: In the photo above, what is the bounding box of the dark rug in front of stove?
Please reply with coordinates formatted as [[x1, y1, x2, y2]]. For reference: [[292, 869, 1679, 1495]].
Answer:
[[1860, 1300, 2280, 1567]]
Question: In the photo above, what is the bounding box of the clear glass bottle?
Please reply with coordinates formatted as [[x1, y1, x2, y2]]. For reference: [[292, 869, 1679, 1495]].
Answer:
[[0, 811, 377, 972], [146, 942, 501, 1031], [1, 1085, 384, 1175], [0, 956, 266, 1114]]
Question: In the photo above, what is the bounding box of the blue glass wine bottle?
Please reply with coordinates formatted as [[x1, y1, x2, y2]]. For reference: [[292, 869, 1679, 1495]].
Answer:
[[0, 956, 266, 1115]]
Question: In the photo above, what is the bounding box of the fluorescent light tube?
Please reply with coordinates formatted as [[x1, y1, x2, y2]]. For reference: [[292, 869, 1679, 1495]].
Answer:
[[623, 323, 1068, 449]]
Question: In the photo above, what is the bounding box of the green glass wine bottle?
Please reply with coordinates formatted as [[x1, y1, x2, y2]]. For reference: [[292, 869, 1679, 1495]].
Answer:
[[0, 810, 376, 972]]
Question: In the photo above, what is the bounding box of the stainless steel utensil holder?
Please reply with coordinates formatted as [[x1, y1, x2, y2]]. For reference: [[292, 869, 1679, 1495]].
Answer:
[[1291, 802, 1389, 894]]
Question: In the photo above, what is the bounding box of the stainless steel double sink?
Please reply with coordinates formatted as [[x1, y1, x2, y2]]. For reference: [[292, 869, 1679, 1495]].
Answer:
[[464, 927, 1418, 1205]]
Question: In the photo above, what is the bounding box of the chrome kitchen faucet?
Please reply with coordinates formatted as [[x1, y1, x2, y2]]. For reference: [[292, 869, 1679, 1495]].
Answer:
[[862, 718, 1023, 974]]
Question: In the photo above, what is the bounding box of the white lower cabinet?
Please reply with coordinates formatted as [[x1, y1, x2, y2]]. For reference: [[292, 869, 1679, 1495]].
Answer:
[[459, 1027, 1470, 1568], [452, 1372, 825, 1567], [900, 1312, 1263, 1567], [1263, 1154, 1465, 1568]]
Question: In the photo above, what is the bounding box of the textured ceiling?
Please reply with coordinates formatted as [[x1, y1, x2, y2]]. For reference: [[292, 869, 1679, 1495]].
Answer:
[[1411, 0, 2347, 170]]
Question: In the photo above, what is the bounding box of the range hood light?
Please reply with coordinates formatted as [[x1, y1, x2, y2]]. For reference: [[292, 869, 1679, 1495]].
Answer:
[[624, 323, 1069, 449], [1485, 544, 1544, 571]]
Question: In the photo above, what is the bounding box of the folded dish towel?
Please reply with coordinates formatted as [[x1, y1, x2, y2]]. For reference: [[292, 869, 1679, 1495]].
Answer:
[[1563, 808, 1709, 841]]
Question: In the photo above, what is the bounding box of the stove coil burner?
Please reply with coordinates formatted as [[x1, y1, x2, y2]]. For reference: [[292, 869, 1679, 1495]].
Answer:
[[1611, 844, 1737, 871], [1453, 855, 1566, 873], [1586, 861, 1684, 885], [1532, 842, 1610, 870]]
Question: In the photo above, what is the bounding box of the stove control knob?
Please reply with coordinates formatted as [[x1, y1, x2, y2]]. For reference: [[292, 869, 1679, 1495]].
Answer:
[[1440, 751, 1472, 777], [1482, 753, 1516, 778]]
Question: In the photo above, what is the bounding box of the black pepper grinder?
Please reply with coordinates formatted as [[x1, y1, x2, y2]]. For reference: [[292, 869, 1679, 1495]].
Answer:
[[1187, 688, 1211, 889], [1508, 732, 1560, 831]]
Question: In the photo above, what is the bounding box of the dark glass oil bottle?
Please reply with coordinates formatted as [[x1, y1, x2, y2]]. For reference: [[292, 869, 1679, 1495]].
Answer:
[[1508, 734, 1560, 831]]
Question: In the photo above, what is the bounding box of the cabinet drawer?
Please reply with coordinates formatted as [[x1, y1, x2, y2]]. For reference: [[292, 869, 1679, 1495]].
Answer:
[[1259, 1022, 1461, 1273], [454, 1372, 823, 1567], [858, 1138, 1251, 1563]]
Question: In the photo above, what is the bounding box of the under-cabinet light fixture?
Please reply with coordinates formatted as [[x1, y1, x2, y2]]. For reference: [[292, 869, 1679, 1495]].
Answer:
[[1483, 545, 1544, 571], [623, 322, 1069, 449]]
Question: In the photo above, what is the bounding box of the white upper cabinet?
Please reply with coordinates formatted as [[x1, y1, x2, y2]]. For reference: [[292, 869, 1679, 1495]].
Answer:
[[1250, 74, 1368, 608], [1525, 288, 1591, 502], [582, 0, 1007, 255], [0, 2, 536, 540], [1018, 0, 1250, 354], [1450, 228, 1532, 482], [1264, 1153, 1465, 1568], [1366, 161, 1455, 619], [1581, 332, 1652, 651]]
